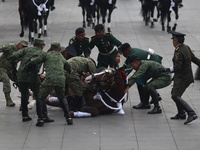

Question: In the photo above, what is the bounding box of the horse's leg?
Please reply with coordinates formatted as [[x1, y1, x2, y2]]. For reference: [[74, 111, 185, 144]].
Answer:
[[43, 13, 49, 37], [172, 6, 179, 31], [150, 5, 154, 28], [82, 6, 86, 28], [34, 19, 38, 34], [107, 8, 113, 32], [29, 20, 34, 43], [37, 17, 43, 38], [19, 11, 24, 37], [167, 11, 172, 33]]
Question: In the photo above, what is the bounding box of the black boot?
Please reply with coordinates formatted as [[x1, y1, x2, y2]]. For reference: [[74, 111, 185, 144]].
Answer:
[[59, 96, 73, 125], [36, 118, 44, 127], [51, 6, 55, 11], [150, 93, 162, 104], [147, 88, 162, 114], [184, 115, 198, 125], [133, 85, 150, 109], [171, 113, 186, 120], [148, 105, 162, 114], [172, 96, 197, 124]]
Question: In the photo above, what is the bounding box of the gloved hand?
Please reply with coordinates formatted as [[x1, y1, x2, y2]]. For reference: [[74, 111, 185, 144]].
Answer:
[[64, 62, 71, 73]]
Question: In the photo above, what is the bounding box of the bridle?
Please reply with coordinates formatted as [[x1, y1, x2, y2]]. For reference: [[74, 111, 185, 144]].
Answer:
[[87, 68, 128, 111]]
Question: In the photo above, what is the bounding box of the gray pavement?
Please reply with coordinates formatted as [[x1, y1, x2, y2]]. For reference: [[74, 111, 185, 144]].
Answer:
[[1, 0, 200, 150]]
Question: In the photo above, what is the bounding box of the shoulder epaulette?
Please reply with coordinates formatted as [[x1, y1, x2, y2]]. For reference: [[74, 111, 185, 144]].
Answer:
[[84, 37, 89, 41], [91, 35, 96, 40], [105, 32, 112, 36]]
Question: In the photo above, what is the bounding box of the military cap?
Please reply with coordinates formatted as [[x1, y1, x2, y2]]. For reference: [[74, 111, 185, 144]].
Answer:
[[127, 55, 140, 63], [34, 38, 45, 45], [94, 24, 104, 32], [170, 31, 186, 39], [65, 45, 77, 57], [50, 41, 61, 49], [119, 43, 131, 52], [75, 27, 85, 35], [19, 40, 28, 47]]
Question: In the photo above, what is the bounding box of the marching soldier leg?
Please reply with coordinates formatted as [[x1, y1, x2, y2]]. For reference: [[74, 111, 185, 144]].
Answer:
[[170, 102, 186, 120]]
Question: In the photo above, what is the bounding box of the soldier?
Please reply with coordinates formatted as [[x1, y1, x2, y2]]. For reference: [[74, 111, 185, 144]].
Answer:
[[119, 43, 163, 109], [89, 24, 122, 68], [11, 39, 52, 125], [68, 27, 90, 57], [29, 41, 73, 127], [0, 40, 28, 107], [125, 55, 172, 114], [166, 31, 200, 124]]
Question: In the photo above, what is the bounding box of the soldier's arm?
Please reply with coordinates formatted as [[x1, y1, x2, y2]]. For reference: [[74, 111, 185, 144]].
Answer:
[[106, 33, 122, 47], [83, 38, 91, 57]]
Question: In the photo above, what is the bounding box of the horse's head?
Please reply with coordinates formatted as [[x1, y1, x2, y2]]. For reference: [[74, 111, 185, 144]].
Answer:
[[87, 68, 126, 92]]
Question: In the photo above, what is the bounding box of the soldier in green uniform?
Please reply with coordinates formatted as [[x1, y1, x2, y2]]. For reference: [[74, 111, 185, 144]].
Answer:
[[11, 39, 49, 124], [65, 56, 97, 111], [0, 40, 28, 107], [166, 31, 200, 124], [29, 41, 73, 127], [119, 43, 163, 109], [89, 24, 122, 68], [68, 27, 90, 57], [125, 55, 172, 114]]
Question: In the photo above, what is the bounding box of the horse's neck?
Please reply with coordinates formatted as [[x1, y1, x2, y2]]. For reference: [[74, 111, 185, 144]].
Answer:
[[35, 0, 46, 4]]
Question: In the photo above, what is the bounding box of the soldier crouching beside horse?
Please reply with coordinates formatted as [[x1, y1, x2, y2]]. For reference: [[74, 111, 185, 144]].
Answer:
[[46, 48, 127, 118]]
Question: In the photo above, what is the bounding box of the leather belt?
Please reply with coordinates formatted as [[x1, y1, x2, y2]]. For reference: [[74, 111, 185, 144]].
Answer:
[[99, 46, 117, 56]]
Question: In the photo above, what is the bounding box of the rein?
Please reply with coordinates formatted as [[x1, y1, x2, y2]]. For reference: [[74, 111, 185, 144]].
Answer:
[[90, 68, 128, 110], [32, 0, 48, 16], [93, 92, 127, 110]]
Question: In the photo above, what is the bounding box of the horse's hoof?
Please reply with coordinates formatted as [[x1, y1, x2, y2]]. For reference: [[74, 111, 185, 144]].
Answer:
[[43, 33, 47, 37], [150, 22, 154, 28], [19, 33, 24, 37], [38, 34, 41, 38], [107, 28, 111, 33]]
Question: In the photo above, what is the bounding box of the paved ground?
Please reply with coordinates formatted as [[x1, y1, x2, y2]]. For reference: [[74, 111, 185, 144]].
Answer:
[[0, 0, 200, 150]]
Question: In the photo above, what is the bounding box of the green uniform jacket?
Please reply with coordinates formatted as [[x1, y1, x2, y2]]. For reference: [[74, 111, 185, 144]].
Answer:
[[69, 36, 90, 57], [89, 33, 122, 66], [0, 43, 18, 81], [128, 60, 171, 87], [65, 56, 97, 96], [11, 46, 44, 83], [173, 44, 200, 85], [67, 57, 96, 75], [31, 51, 70, 88], [124, 48, 163, 75]]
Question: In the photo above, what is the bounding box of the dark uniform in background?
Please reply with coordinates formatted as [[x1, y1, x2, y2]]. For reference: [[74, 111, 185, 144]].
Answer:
[[68, 27, 90, 57], [89, 24, 122, 68], [0, 40, 28, 107], [30, 42, 73, 126], [120, 43, 163, 109], [126, 55, 172, 114], [168, 31, 200, 124]]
